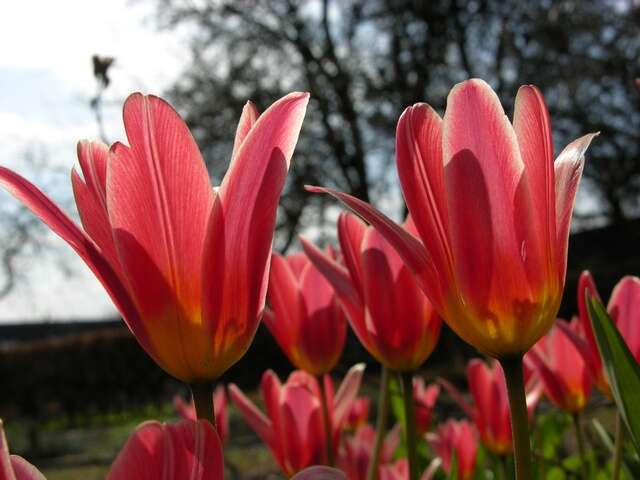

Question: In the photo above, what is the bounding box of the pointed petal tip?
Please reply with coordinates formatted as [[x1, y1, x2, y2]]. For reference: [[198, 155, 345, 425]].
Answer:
[[305, 185, 325, 193], [351, 362, 366, 374]]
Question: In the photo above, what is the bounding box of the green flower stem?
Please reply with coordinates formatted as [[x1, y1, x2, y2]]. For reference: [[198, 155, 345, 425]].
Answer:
[[500, 356, 533, 480], [367, 366, 391, 480], [612, 413, 624, 480], [190, 381, 215, 425], [318, 374, 335, 466], [400, 371, 418, 480], [573, 412, 589, 480]]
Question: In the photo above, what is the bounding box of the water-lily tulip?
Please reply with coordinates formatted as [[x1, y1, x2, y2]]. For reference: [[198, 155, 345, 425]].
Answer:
[[526, 319, 593, 413], [441, 359, 542, 455], [302, 213, 441, 372], [307, 79, 596, 359], [338, 423, 400, 480], [173, 385, 228, 442], [414, 378, 440, 435], [265, 251, 347, 375], [0, 92, 308, 383], [562, 271, 640, 397], [0, 420, 45, 480], [427, 419, 478, 480], [107, 420, 223, 479], [229, 364, 364, 476]]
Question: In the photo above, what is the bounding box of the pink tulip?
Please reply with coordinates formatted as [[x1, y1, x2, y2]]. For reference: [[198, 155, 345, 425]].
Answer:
[[563, 271, 640, 397], [229, 364, 365, 476], [413, 378, 440, 435], [337, 424, 400, 480], [344, 397, 370, 432], [107, 419, 223, 479], [0, 92, 308, 383], [0, 421, 45, 480], [265, 251, 347, 375], [427, 420, 478, 480], [173, 385, 228, 442], [526, 319, 593, 413], [307, 79, 596, 358], [302, 214, 441, 372], [378, 459, 438, 480], [439, 359, 542, 455]]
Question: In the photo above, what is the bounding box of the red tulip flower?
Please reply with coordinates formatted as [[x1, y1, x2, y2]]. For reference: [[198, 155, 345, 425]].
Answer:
[[562, 271, 640, 397], [308, 79, 596, 358], [414, 378, 440, 435], [344, 397, 370, 431], [302, 213, 441, 372], [526, 319, 593, 413], [427, 420, 478, 480], [0, 421, 45, 480], [229, 364, 364, 476], [173, 385, 228, 442], [439, 359, 542, 455], [265, 251, 347, 375], [337, 424, 400, 480], [0, 92, 308, 383], [107, 420, 223, 479]]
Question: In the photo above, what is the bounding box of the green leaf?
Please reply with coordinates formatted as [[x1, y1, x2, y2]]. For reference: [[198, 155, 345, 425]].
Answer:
[[591, 418, 614, 452], [587, 294, 640, 453]]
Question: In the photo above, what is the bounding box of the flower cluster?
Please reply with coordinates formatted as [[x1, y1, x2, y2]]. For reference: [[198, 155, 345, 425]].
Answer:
[[8, 77, 639, 480]]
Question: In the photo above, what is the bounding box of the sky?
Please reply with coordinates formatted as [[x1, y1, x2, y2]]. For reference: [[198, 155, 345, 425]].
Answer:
[[0, 0, 188, 322], [0, 0, 604, 323]]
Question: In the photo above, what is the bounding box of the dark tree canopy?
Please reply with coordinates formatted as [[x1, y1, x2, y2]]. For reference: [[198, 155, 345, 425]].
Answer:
[[152, 0, 640, 250]]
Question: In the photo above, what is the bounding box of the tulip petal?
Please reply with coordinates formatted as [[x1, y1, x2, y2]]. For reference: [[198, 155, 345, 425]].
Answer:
[[305, 186, 439, 302], [228, 384, 274, 448], [281, 385, 324, 471], [0, 421, 15, 480], [71, 140, 119, 267], [609, 276, 640, 363], [554, 133, 597, 280], [76, 139, 108, 203], [231, 101, 260, 160], [0, 167, 153, 359], [266, 252, 300, 352], [337, 213, 367, 296], [443, 78, 534, 319], [467, 360, 493, 424], [107, 93, 215, 380], [437, 378, 475, 419], [396, 103, 453, 285], [9, 457, 46, 480], [513, 85, 556, 286], [107, 420, 223, 480], [298, 261, 346, 374], [202, 93, 309, 374], [525, 347, 569, 410], [556, 319, 601, 377], [333, 363, 366, 428], [300, 237, 363, 328]]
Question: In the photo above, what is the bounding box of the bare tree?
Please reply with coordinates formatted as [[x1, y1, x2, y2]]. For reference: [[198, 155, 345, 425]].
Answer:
[[149, 0, 639, 248]]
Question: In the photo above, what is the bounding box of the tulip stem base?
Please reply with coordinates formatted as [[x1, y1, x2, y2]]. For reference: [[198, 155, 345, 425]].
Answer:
[[367, 366, 391, 480], [190, 381, 216, 426], [400, 371, 418, 480], [500, 356, 533, 480], [612, 413, 624, 480], [573, 413, 589, 480], [318, 374, 335, 466]]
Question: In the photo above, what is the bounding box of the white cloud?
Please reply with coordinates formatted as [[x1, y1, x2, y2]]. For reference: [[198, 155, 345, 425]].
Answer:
[[0, 0, 189, 322]]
